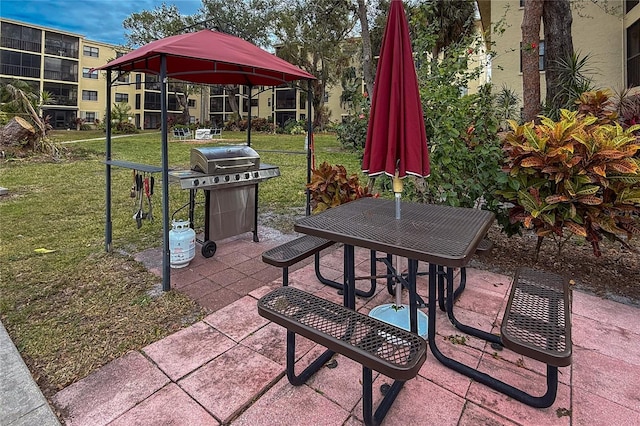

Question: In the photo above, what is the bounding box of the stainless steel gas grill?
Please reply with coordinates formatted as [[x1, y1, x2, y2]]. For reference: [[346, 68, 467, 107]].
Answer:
[[169, 146, 280, 258]]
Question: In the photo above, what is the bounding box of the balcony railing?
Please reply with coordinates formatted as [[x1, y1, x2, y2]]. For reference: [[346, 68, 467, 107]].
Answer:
[[49, 95, 78, 106], [44, 43, 79, 58], [146, 82, 162, 91], [0, 36, 41, 52], [0, 63, 40, 78], [43, 69, 78, 82]]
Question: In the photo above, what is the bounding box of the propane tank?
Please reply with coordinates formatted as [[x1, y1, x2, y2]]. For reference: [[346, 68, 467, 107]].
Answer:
[[169, 220, 196, 268]]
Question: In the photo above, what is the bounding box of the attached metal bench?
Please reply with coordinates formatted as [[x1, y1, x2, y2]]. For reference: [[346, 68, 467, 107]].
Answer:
[[258, 286, 427, 425], [430, 265, 571, 408], [262, 235, 376, 297], [501, 267, 572, 368], [262, 235, 335, 286]]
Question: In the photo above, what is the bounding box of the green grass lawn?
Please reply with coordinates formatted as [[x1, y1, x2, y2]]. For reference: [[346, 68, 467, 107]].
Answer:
[[0, 130, 363, 395]]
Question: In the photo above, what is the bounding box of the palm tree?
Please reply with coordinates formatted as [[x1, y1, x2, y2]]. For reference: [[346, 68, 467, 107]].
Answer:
[[495, 85, 521, 130], [544, 52, 595, 120], [0, 79, 47, 136]]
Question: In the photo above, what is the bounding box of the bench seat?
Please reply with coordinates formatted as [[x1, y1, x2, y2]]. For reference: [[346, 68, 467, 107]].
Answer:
[[258, 286, 426, 425], [501, 267, 572, 367], [262, 235, 334, 268]]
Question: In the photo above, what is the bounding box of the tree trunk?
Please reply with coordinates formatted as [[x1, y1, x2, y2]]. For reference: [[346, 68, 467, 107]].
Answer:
[[173, 87, 191, 125], [521, 0, 544, 122], [224, 85, 240, 122], [0, 116, 36, 148], [312, 79, 324, 129], [357, 0, 375, 97], [543, 0, 573, 111]]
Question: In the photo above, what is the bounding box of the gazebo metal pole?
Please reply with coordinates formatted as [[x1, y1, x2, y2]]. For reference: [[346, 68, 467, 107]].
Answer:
[[305, 81, 312, 216], [105, 69, 113, 252], [247, 85, 252, 146], [160, 55, 171, 291], [248, 85, 259, 242]]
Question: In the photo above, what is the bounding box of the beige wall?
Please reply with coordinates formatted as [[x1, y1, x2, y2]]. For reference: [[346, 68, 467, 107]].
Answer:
[[77, 40, 121, 122], [489, 0, 624, 109]]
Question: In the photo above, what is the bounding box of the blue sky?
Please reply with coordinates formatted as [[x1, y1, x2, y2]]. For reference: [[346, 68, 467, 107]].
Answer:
[[1, 0, 202, 45]]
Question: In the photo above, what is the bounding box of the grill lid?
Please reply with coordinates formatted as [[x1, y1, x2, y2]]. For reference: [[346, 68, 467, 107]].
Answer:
[[191, 146, 260, 175]]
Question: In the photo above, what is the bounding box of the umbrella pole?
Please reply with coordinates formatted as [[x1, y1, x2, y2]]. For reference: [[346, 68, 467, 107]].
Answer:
[[393, 172, 403, 220], [393, 172, 403, 305], [395, 256, 403, 308]]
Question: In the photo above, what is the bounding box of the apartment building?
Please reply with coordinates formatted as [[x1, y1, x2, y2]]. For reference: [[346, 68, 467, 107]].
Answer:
[[0, 18, 344, 131], [479, 0, 637, 106]]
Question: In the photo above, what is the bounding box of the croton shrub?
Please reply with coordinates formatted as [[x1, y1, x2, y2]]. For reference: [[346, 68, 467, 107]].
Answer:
[[498, 93, 640, 257], [306, 161, 373, 214]]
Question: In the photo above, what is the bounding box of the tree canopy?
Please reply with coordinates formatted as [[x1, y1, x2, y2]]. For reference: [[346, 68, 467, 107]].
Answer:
[[274, 0, 358, 127]]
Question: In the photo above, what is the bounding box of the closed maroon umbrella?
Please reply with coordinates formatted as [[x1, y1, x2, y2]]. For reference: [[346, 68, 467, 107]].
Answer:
[[362, 0, 430, 181], [364, 0, 430, 334]]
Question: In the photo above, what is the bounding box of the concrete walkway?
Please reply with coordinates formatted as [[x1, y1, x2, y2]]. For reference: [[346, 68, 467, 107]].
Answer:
[[0, 323, 60, 426], [59, 133, 152, 144], [3, 227, 640, 425]]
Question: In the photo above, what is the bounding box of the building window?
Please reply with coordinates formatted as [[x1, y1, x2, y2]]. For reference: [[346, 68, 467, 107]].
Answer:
[[115, 93, 129, 103], [276, 88, 296, 109], [135, 94, 141, 109], [44, 82, 78, 106], [0, 50, 41, 78], [210, 97, 223, 112], [135, 74, 142, 90], [44, 32, 79, 58], [520, 40, 545, 72], [188, 99, 196, 108], [628, 20, 640, 87], [83, 46, 99, 57], [627, 1, 639, 13], [44, 57, 78, 81], [0, 22, 42, 52], [145, 74, 161, 91], [117, 73, 129, 83], [145, 92, 162, 110], [84, 112, 96, 122], [82, 90, 98, 101], [82, 67, 98, 79]]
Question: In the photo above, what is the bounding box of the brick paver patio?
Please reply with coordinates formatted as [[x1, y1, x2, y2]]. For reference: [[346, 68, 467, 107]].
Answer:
[[52, 228, 640, 425]]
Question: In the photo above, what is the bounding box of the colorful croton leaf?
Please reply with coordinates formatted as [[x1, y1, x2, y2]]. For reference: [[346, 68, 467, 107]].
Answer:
[[497, 92, 640, 257]]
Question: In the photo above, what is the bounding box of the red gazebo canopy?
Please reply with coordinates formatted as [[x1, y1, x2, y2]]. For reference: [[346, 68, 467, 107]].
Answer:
[[97, 29, 315, 85]]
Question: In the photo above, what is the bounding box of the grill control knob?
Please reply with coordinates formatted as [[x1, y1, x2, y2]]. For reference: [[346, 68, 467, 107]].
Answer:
[[193, 179, 199, 187], [224, 175, 230, 182], [235, 174, 240, 180], [245, 173, 250, 179], [254, 172, 259, 178], [214, 176, 220, 183]]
